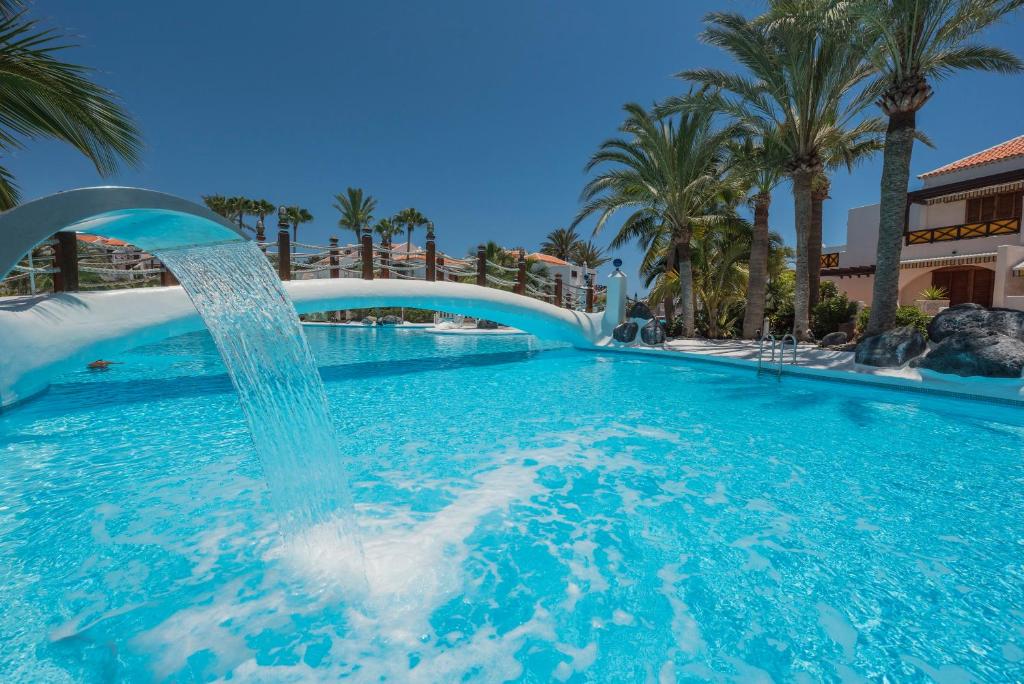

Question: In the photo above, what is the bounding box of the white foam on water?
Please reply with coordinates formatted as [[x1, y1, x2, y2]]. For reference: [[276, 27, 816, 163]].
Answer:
[[119, 425, 682, 680]]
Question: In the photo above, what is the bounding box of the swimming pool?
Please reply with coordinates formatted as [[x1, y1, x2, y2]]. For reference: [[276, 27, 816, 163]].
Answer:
[[1, 326, 1022, 681]]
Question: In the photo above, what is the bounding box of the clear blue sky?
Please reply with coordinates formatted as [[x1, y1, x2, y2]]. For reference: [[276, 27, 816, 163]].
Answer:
[[16, 0, 1024, 288]]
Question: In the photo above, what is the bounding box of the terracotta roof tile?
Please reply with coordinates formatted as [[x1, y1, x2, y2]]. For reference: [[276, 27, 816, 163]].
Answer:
[[76, 234, 130, 247], [527, 252, 568, 266], [920, 135, 1024, 179]]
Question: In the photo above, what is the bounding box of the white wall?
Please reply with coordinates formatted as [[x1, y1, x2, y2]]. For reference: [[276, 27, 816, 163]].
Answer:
[[921, 154, 1024, 188], [920, 200, 965, 229], [0, 278, 628, 408], [839, 204, 881, 268]]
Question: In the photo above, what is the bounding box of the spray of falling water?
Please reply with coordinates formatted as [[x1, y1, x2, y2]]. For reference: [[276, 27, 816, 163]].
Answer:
[[156, 240, 366, 589]]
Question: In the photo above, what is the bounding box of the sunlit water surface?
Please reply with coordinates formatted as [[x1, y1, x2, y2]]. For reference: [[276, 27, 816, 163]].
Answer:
[[1, 326, 1023, 682]]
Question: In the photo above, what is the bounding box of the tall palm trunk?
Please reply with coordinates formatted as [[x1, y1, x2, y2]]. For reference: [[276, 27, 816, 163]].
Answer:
[[866, 110, 916, 336], [662, 239, 677, 325], [808, 184, 826, 310], [675, 227, 696, 337], [742, 192, 771, 338], [791, 170, 813, 340]]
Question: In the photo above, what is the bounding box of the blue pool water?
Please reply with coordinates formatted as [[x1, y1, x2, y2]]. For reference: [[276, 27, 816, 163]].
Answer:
[[1, 326, 1023, 681]]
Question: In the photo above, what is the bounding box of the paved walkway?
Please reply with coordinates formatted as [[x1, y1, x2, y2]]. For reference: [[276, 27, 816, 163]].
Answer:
[[617, 338, 1024, 405]]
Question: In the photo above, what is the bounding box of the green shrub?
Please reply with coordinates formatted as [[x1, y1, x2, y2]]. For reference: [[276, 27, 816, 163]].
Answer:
[[855, 305, 931, 337], [811, 291, 858, 339]]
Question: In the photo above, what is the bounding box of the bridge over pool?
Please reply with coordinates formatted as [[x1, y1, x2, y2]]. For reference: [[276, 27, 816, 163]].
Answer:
[[0, 187, 627, 407]]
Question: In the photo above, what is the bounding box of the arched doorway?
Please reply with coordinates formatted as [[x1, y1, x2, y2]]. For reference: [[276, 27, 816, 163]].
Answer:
[[930, 265, 995, 307]]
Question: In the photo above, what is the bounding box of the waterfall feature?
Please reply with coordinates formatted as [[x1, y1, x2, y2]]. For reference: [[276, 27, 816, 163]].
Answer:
[[157, 240, 356, 544]]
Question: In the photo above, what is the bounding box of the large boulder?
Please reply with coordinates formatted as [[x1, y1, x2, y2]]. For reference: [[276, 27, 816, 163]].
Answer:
[[476, 319, 499, 329], [927, 303, 1024, 343], [640, 319, 666, 345], [913, 330, 1024, 378], [626, 301, 653, 320], [854, 325, 927, 367], [613, 321, 638, 343], [819, 331, 848, 347], [378, 315, 402, 326]]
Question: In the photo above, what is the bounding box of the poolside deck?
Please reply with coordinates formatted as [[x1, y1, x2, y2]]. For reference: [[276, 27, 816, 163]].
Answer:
[[616, 338, 1024, 406]]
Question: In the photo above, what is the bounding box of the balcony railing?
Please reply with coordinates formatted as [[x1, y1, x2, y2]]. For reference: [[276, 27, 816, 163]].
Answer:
[[820, 252, 840, 268], [905, 217, 1020, 245]]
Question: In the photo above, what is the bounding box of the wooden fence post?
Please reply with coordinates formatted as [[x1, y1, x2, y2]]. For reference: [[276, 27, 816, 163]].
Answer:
[[256, 216, 266, 254], [361, 227, 374, 280], [329, 236, 342, 322], [52, 232, 79, 292], [476, 245, 486, 286], [515, 250, 526, 295], [329, 236, 340, 278], [586, 284, 595, 313], [554, 273, 563, 307], [380, 241, 390, 279], [160, 263, 178, 286], [277, 207, 291, 281], [425, 228, 436, 282]]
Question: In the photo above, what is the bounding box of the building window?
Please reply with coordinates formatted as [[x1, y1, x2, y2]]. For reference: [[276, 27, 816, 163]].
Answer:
[[966, 191, 1021, 223], [571, 270, 578, 279]]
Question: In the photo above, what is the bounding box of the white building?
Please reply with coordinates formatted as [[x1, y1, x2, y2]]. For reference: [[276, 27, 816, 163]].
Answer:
[[824, 134, 1024, 311]]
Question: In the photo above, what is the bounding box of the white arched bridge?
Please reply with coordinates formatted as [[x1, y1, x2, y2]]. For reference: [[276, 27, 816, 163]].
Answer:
[[0, 187, 627, 407]]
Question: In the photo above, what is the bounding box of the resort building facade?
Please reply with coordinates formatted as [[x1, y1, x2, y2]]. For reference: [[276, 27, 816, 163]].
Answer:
[[823, 135, 1024, 311]]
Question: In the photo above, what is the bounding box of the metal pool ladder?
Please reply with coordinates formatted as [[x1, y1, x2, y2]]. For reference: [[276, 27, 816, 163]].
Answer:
[[757, 333, 798, 380]]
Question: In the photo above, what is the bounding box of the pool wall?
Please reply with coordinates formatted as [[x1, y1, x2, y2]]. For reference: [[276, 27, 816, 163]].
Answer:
[[0, 279, 618, 407]]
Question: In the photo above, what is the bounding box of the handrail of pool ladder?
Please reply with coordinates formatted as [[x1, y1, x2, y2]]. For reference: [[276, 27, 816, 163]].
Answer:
[[756, 333, 777, 377], [779, 334, 799, 379]]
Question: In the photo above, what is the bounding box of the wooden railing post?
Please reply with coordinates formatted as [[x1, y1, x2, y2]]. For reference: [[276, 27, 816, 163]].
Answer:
[[256, 216, 266, 254], [361, 227, 374, 280], [586, 283, 595, 313], [554, 273, 563, 307], [160, 263, 178, 286], [380, 241, 390, 279], [52, 232, 79, 292], [329, 236, 342, 322], [425, 228, 436, 282], [329, 236, 340, 278], [515, 250, 526, 295], [276, 206, 291, 281], [476, 245, 486, 286]]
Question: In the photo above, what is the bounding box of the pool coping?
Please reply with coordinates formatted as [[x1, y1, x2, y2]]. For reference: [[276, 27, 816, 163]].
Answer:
[[589, 344, 1024, 408]]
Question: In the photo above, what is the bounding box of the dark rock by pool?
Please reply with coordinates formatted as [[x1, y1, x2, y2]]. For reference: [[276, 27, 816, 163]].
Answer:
[[854, 325, 927, 367]]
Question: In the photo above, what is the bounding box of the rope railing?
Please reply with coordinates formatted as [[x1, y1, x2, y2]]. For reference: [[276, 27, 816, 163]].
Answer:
[[485, 273, 518, 288], [2, 231, 603, 312], [487, 260, 520, 273]]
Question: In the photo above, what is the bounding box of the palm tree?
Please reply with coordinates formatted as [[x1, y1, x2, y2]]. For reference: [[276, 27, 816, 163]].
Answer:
[[285, 206, 313, 247], [394, 207, 428, 257], [859, 0, 1024, 335], [333, 188, 376, 243], [0, 9, 141, 208], [250, 198, 274, 235], [808, 173, 830, 310], [225, 196, 251, 233], [572, 240, 610, 269], [676, 4, 877, 339], [201, 194, 231, 219], [729, 135, 788, 338], [575, 102, 740, 337], [691, 218, 755, 338], [540, 227, 582, 261], [374, 217, 402, 246]]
